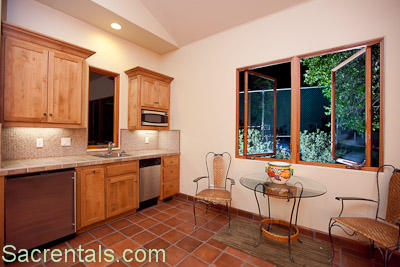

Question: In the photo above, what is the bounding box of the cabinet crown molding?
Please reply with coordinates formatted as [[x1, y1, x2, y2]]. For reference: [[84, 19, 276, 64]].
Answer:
[[1, 21, 96, 59], [125, 66, 174, 83]]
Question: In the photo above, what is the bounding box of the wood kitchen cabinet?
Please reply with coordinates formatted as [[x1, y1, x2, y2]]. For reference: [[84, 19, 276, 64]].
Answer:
[[160, 155, 180, 200], [77, 166, 105, 228], [125, 66, 174, 130], [1, 22, 95, 128], [76, 161, 139, 230], [105, 161, 139, 218]]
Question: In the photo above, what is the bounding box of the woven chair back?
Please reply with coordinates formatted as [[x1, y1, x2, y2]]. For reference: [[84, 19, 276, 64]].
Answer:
[[205, 152, 231, 189], [385, 171, 400, 224], [213, 155, 224, 188]]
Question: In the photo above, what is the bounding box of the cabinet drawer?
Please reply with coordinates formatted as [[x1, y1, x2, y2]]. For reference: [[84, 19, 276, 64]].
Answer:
[[163, 180, 179, 199], [163, 156, 179, 167], [106, 161, 138, 177], [163, 165, 179, 182]]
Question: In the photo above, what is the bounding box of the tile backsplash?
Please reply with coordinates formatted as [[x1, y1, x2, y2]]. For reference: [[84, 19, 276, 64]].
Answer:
[[1, 127, 87, 161], [1, 127, 180, 161]]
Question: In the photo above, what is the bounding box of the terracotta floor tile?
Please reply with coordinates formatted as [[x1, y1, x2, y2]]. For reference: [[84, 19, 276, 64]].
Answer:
[[90, 225, 116, 239], [122, 253, 145, 267], [5, 258, 42, 267], [247, 256, 275, 267], [176, 211, 194, 221], [141, 261, 169, 267], [207, 239, 227, 250], [141, 208, 159, 217], [67, 233, 95, 249], [190, 227, 214, 241], [163, 217, 184, 227], [164, 245, 188, 266], [213, 214, 230, 225], [202, 221, 224, 232], [225, 247, 250, 261], [109, 239, 139, 258], [176, 236, 202, 253], [152, 212, 171, 222], [165, 200, 182, 206], [161, 230, 185, 244], [84, 252, 118, 267], [120, 224, 144, 237], [187, 216, 208, 226], [76, 241, 105, 260], [99, 232, 126, 247], [143, 238, 171, 251], [163, 208, 181, 216], [192, 243, 222, 263], [148, 223, 172, 236], [176, 256, 208, 267], [110, 219, 133, 230], [107, 261, 129, 267], [213, 253, 244, 267], [137, 218, 158, 229], [176, 222, 195, 234], [127, 213, 148, 223], [131, 231, 157, 245], [43, 250, 81, 267], [153, 205, 171, 212], [175, 203, 192, 211]]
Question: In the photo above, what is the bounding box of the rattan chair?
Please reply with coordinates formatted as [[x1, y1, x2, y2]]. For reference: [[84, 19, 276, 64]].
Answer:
[[193, 152, 235, 232], [328, 165, 400, 266]]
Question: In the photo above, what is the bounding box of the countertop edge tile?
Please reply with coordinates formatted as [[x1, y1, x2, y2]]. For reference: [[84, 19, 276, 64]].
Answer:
[[1, 150, 180, 176]]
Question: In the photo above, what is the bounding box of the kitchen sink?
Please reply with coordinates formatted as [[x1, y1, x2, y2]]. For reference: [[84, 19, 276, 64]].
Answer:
[[94, 153, 131, 158]]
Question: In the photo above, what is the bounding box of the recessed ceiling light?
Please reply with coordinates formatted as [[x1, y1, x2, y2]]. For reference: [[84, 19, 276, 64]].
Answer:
[[111, 23, 122, 30]]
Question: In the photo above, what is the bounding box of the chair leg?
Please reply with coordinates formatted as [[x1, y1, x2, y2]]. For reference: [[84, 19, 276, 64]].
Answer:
[[225, 202, 229, 218], [228, 200, 232, 234], [328, 218, 335, 262], [193, 197, 197, 230]]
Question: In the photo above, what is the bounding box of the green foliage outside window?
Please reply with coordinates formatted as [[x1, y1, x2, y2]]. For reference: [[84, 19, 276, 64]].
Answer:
[[300, 129, 335, 163]]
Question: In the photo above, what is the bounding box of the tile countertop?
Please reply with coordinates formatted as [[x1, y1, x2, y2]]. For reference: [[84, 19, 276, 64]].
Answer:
[[0, 150, 180, 176]]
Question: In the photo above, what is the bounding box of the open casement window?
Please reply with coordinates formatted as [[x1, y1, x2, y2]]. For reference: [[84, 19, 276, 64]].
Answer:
[[331, 44, 380, 167], [243, 70, 277, 158]]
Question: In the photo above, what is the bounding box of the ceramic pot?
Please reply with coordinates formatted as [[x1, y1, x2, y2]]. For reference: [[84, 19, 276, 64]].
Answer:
[[266, 162, 293, 184]]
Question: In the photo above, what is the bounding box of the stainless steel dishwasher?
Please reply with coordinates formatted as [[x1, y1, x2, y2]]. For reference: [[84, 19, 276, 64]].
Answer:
[[139, 158, 161, 202], [5, 169, 76, 251]]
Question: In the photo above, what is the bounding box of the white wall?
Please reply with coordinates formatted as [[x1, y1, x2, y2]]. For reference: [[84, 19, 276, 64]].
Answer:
[[160, 0, 400, 234], [6, 0, 162, 131]]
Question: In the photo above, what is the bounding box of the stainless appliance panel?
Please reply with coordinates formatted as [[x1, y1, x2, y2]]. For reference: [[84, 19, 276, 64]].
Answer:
[[139, 159, 161, 202], [5, 169, 76, 250], [141, 109, 168, 127]]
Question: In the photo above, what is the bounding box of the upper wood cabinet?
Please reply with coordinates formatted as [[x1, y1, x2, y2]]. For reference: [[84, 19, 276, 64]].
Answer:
[[1, 22, 95, 128], [125, 66, 174, 130]]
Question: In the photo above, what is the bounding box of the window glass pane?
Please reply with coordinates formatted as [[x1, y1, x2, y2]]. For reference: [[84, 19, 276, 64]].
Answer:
[[238, 71, 245, 156], [371, 43, 381, 167], [88, 71, 115, 146], [246, 72, 275, 155], [333, 52, 366, 163]]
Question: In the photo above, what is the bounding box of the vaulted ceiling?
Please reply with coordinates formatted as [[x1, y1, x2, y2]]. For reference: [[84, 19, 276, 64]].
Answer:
[[36, 0, 310, 54]]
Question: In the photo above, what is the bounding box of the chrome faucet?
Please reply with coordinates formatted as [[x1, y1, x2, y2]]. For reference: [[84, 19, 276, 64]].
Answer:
[[107, 142, 115, 155]]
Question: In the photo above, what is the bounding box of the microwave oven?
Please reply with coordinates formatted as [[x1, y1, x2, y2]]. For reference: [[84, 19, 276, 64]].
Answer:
[[141, 109, 168, 127]]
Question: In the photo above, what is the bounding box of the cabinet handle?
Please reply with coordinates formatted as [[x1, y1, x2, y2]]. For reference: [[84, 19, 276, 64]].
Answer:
[[154, 101, 159, 104], [43, 113, 47, 116], [92, 170, 95, 173], [49, 113, 53, 116]]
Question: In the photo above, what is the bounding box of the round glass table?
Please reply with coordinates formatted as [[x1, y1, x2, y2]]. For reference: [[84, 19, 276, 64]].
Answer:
[[240, 173, 327, 262]]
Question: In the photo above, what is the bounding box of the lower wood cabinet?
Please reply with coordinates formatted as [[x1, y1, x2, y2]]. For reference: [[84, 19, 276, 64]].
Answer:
[[160, 155, 180, 200], [76, 161, 139, 230], [77, 166, 105, 228]]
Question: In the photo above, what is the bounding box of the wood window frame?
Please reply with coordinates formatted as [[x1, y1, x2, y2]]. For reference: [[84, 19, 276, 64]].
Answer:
[[236, 38, 384, 171], [87, 66, 120, 150]]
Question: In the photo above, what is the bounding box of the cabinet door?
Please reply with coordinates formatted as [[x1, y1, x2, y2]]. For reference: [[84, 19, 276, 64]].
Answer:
[[140, 76, 158, 109], [157, 81, 170, 110], [106, 174, 138, 218], [163, 180, 179, 199], [3, 37, 48, 122], [47, 51, 83, 124], [80, 167, 105, 227]]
